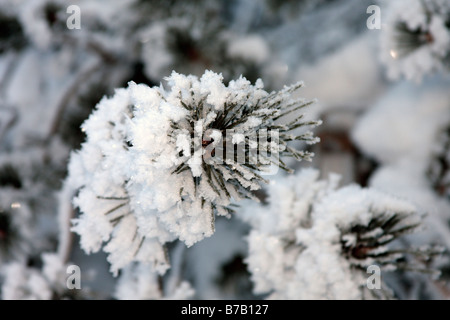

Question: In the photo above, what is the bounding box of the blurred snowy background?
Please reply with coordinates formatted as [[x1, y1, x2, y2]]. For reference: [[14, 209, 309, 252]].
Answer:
[[0, 0, 449, 299]]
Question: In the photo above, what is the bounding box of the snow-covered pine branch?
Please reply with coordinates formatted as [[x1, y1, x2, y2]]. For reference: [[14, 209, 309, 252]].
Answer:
[[242, 168, 443, 300], [66, 70, 320, 275]]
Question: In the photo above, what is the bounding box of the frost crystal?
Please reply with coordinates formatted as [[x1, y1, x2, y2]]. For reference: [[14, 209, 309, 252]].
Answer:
[[67, 70, 319, 275]]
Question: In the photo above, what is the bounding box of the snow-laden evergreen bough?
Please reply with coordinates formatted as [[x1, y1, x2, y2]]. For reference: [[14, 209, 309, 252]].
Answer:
[[381, 0, 450, 82], [66, 70, 320, 275], [242, 169, 442, 299]]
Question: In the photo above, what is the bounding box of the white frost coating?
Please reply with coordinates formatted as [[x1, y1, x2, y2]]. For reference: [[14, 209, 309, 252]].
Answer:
[[200, 71, 229, 109], [243, 168, 421, 299], [68, 86, 170, 276], [242, 168, 342, 298], [380, 0, 450, 82], [67, 70, 318, 275]]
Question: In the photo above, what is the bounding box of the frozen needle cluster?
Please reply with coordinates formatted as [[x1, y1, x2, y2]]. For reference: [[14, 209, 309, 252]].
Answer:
[[242, 169, 442, 300], [66, 70, 320, 275]]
